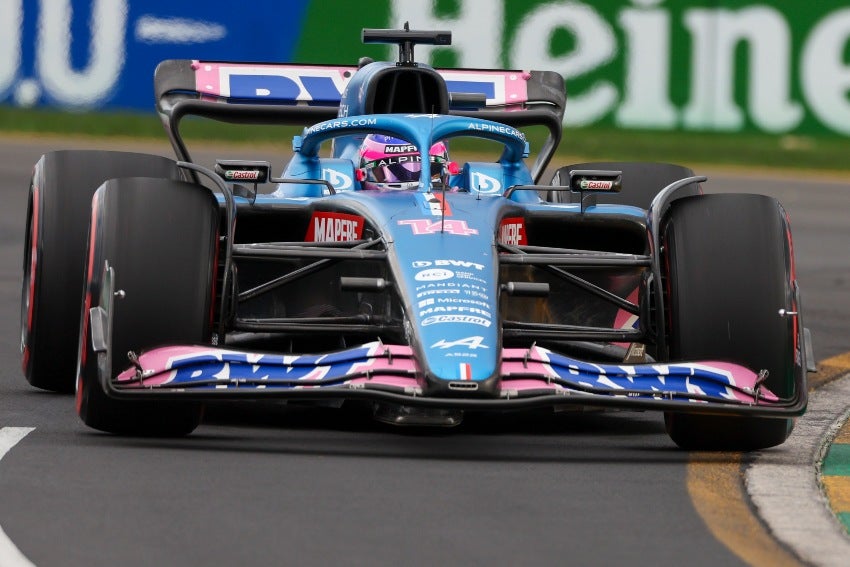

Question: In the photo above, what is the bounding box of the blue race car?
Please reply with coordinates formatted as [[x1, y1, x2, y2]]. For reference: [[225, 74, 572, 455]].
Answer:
[[21, 27, 810, 450]]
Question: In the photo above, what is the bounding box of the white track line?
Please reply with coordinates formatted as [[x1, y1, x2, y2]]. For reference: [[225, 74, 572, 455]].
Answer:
[[747, 376, 850, 566], [0, 427, 36, 567]]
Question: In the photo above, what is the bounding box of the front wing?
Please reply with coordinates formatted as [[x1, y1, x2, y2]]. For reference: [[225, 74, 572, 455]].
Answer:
[[104, 341, 805, 418]]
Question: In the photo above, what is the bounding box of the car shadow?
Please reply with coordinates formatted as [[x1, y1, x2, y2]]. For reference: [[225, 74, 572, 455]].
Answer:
[[74, 400, 720, 466]]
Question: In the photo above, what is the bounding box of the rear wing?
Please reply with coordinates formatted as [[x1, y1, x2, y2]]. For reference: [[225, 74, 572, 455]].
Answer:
[[154, 60, 566, 181]]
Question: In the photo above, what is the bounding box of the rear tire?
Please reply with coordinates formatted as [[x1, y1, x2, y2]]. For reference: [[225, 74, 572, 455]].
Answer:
[[663, 193, 798, 451], [21, 151, 181, 392], [76, 177, 218, 436]]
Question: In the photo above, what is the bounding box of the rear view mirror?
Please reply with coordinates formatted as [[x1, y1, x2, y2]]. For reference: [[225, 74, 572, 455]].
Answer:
[[214, 160, 272, 184], [568, 169, 623, 193]]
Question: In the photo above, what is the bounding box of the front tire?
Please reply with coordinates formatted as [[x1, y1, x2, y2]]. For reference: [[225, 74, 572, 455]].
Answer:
[[77, 177, 218, 436], [663, 193, 799, 451]]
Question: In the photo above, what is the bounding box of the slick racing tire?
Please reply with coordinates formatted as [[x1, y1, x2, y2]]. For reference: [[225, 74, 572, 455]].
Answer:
[[77, 177, 218, 436], [21, 151, 181, 392], [662, 193, 798, 451], [548, 162, 700, 208]]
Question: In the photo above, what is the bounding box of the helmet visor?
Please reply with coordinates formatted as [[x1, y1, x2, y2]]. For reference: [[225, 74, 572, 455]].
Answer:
[[364, 156, 446, 184]]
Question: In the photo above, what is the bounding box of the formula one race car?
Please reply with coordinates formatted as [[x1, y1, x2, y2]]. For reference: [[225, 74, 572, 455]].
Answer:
[[21, 27, 811, 450]]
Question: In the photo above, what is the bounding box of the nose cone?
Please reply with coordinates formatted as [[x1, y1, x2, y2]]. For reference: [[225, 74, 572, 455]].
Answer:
[[390, 192, 504, 396]]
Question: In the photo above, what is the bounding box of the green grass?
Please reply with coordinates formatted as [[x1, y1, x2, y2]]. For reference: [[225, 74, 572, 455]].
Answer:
[[2, 106, 850, 174], [0, 107, 169, 139]]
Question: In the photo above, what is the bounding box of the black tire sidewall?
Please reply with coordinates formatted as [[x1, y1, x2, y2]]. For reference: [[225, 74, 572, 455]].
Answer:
[[77, 177, 218, 436], [663, 193, 797, 451]]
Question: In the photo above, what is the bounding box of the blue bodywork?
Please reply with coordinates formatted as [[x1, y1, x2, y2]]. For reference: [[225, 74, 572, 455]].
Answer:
[[280, 114, 533, 386], [241, 113, 641, 388]]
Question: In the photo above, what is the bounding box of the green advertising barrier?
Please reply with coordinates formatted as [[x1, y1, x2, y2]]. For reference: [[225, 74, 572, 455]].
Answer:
[[296, 0, 850, 136]]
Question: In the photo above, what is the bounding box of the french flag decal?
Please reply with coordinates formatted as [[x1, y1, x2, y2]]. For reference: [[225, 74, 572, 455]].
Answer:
[[460, 363, 472, 380], [422, 192, 452, 216]]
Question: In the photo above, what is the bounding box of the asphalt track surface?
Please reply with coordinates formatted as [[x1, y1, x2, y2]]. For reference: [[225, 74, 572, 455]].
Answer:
[[0, 136, 848, 566]]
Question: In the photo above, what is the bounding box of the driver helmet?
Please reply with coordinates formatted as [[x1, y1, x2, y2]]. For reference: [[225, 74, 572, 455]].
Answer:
[[358, 135, 449, 190]]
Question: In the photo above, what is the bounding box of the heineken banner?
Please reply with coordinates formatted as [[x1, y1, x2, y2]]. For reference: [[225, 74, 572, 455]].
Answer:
[[4, 0, 850, 135]]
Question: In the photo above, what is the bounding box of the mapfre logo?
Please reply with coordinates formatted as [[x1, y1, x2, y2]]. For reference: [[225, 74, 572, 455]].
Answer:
[[498, 217, 527, 245], [305, 211, 364, 242]]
